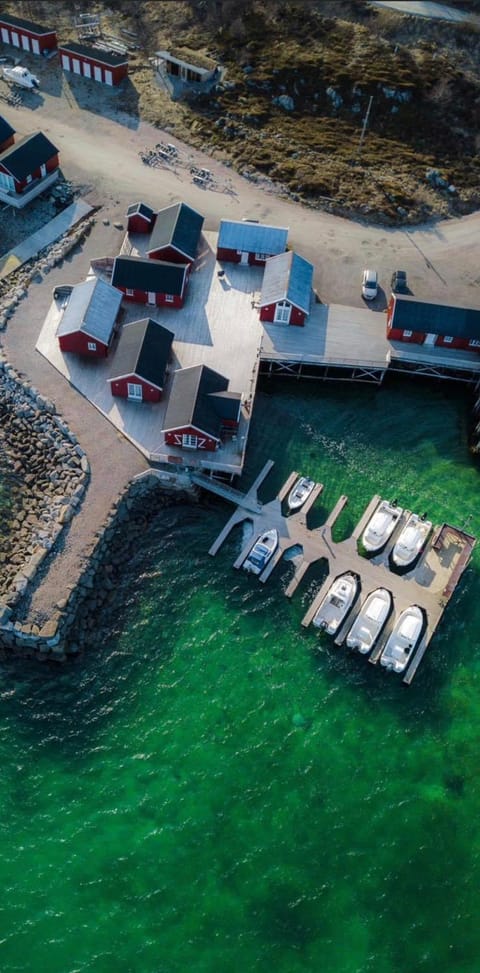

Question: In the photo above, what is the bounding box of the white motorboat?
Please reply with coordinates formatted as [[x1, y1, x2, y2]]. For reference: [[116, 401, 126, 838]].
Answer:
[[361, 499, 403, 554], [312, 572, 359, 635], [2, 65, 40, 89], [380, 605, 424, 674], [243, 528, 278, 576], [287, 476, 315, 512], [391, 513, 432, 569], [345, 587, 392, 654]]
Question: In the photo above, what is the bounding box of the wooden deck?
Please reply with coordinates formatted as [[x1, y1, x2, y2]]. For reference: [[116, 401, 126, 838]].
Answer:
[[203, 464, 475, 685]]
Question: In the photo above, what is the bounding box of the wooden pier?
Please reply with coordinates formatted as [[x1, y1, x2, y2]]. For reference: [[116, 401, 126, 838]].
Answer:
[[201, 464, 475, 685]]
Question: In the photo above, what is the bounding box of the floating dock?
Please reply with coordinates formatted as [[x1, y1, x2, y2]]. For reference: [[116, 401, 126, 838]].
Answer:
[[200, 463, 476, 685]]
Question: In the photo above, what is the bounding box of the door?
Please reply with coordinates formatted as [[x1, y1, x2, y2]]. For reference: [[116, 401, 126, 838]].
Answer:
[[32, 39, 40, 54], [72, 58, 81, 75], [40, 164, 46, 177], [147, 292, 156, 305], [21, 34, 30, 51], [274, 301, 291, 324], [94, 65, 102, 82], [104, 70, 113, 86], [1, 28, 9, 44], [424, 333, 436, 346], [83, 61, 91, 79], [61, 54, 70, 71], [11, 31, 19, 47], [240, 251, 249, 265]]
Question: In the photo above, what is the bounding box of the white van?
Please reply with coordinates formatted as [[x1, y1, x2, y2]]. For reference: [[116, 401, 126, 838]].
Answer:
[[362, 269, 378, 301]]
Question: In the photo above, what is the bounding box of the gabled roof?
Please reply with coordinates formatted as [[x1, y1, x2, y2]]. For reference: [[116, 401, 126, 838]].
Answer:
[[391, 295, 480, 340], [126, 201, 155, 223], [0, 13, 55, 35], [57, 278, 122, 344], [0, 131, 58, 181], [146, 202, 204, 261], [108, 318, 174, 389], [217, 220, 288, 255], [260, 251, 313, 315], [112, 256, 188, 295], [0, 116, 15, 144], [163, 365, 231, 439], [59, 41, 128, 67]]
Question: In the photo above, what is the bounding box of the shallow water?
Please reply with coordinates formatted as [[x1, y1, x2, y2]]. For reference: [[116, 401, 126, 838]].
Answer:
[[0, 376, 479, 973]]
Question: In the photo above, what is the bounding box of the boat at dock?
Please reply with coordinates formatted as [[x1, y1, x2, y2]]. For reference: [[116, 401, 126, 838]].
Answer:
[[361, 499, 403, 554], [243, 527, 278, 575], [380, 605, 424, 674], [287, 476, 316, 512], [312, 572, 359, 635], [390, 513, 432, 569], [345, 587, 392, 654]]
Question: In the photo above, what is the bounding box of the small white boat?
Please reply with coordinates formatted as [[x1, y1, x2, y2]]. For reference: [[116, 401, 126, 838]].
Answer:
[[312, 572, 358, 635], [361, 499, 403, 554], [391, 513, 432, 569], [243, 528, 278, 576], [380, 605, 424, 674], [346, 587, 392, 654], [2, 65, 40, 89], [287, 476, 315, 512]]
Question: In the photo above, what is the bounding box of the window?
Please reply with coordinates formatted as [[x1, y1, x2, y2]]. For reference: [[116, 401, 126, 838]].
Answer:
[[255, 252, 268, 261], [443, 336, 453, 344], [126, 288, 134, 297], [403, 330, 412, 338], [127, 383, 142, 401], [165, 294, 174, 303], [275, 301, 291, 324], [87, 341, 97, 351], [182, 434, 198, 449], [469, 339, 480, 348]]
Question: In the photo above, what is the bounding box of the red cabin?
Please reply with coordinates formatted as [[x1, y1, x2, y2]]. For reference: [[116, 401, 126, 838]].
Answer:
[[0, 14, 57, 55], [163, 365, 241, 452], [146, 201, 204, 265], [0, 131, 59, 203], [0, 116, 15, 154], [216, 220, 288, 266], [259, 251, 313, 326], [387, 294, 480, 353], [126, 201, 156, 235], [111, 256, 189, 308], [57, 278, 123, 357], [108, 318, 174, 403], [59, 42, 128, 86]]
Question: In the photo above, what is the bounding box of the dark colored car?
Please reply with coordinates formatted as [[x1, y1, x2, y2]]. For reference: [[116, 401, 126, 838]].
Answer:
[[391, 270, 408, 294], [52, 285, 73, 300]]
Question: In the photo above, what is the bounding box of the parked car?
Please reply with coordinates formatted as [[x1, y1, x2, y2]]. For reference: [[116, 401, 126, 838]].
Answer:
[[362, 268, 378, 301], [391, 270, 408, 294], [52, 285, 73, 300]]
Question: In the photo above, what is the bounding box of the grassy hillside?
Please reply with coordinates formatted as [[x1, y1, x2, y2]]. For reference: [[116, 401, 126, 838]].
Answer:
[[7, 0, 480, 224]]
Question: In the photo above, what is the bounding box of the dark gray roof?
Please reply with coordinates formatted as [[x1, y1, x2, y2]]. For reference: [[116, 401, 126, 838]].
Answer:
[[112, 256, 188, 295], [59, 41, 128, 67], [260, 251, 313, 314], [108, 318, 174, 389], [391, 295, 480, 340], [126, 201, 155, 222], [217, 220, 288, 254], [0, 116, 15, 143], [0, 13, 55, 35], [147, 202, 204, 261], [57, 278, 122, 344], [163, 365, 230, 438], [0, 131, 58, 181]]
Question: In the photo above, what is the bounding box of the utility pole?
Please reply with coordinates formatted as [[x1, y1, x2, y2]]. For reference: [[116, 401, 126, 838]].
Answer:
[[357, 95, 373, 160]]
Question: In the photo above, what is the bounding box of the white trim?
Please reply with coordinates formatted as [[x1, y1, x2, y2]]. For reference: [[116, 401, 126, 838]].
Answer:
[[87, 341, 97, 352], [127, 382, 143, 401], [274, 300, 291, 324]]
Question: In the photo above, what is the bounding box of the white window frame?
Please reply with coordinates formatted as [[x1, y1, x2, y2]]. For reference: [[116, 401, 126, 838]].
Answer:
[[403, 329, 412, 338], [275, 300, 291, 324], [126, 288, 134, 296], [127, 383, 143, 401], [255, 252, 268, 261], [87, 341, 97, 352], [469, 339, 480, 348], [182, 434, 198, 449], [164, 294, 174, 303], [443, 336, 453, 344]]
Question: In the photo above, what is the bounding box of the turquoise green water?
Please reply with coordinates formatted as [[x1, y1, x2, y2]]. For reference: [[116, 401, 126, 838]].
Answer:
[[1, 377, 480, 973]]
